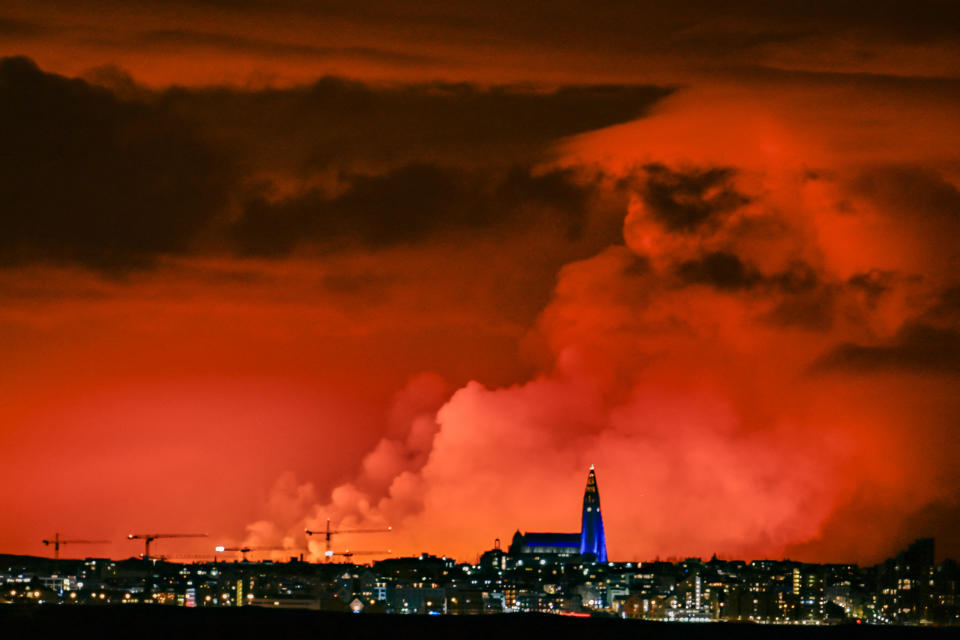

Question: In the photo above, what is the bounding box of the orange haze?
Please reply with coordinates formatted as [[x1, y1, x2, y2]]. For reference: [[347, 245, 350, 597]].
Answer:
[[1, 1, 959, 565]]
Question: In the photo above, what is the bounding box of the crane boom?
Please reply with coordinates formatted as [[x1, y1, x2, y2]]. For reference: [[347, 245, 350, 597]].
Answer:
[[41, 533, 109, 560], [213, 545, 301, 561], [128, 533, 207, 560], [305, 519, 392, 561], [325, 549, 392, 562]]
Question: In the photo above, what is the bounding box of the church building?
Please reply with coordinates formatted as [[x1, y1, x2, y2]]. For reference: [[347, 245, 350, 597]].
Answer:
[[508, 465, 609, 562]]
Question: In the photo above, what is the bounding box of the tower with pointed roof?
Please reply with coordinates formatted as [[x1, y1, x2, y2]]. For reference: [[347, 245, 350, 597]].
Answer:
[[579, 464, 608, 562]]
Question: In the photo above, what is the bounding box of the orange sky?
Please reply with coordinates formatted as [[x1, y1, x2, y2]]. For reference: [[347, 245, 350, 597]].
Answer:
[[1, 1, 959, 565]]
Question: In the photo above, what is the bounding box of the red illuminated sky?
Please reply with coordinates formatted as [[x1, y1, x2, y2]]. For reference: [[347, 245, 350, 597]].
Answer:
[[2, 1, 960, 565]]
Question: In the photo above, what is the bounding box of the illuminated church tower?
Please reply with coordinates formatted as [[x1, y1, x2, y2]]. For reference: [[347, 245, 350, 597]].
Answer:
[[579, 464, 608, 561]]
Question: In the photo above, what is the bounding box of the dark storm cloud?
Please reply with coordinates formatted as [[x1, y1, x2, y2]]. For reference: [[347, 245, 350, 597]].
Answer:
[[0, 57, 669, 268], [854, 164, 960, 222], [810, 281, 960, 373], [156, 80, 673, 172], [927, 285, 960, 323], [673, 249, 837, 330], [8, 0, 960, 91], [140, 29, 432, 65], [798, 278, 960, 356], [81, 0, 960, 58], [0, 56, 234, 269], [671, 249, 835, 329], [848, 270, 896, 304], [675, 251, 821, 294], [232, 165, 601, 255], [761, 263, 835, 331], [770, 262, 821, 295], [639, 164, 750, 232], [813, 323, 960, 375], [0, 16, 44, 37], [675, 252, 760, 291]]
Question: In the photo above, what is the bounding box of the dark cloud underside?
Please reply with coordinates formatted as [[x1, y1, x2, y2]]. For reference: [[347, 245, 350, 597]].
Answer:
[[854, 165, 960, 223], [233, 165, 600, 255], [0, 57, 234, 269], [0, 56, 671, 268], [141, 29, 433, 65], [158, 80, 674, 172], [675, 251, 760, 290], [640, 163, 750, 232], [813, 323, 960, 374]]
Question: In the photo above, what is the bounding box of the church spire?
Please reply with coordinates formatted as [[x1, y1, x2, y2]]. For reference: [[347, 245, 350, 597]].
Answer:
[[579, 465, 608, 562]]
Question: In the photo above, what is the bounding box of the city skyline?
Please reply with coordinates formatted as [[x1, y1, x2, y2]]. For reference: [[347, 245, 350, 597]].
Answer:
[[2, 533, 956, 623], [3, 463, 959, 624], [2, 2, 960, 568], [11, 465, 952, 569]]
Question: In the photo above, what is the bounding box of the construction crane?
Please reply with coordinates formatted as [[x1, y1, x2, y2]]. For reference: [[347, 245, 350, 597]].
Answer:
[[214, 546, 300, 562], [127, 533, 207, 561], [324, 549, 391, 563], [305, 519, 391, 561], [41, 533, 109, 560]]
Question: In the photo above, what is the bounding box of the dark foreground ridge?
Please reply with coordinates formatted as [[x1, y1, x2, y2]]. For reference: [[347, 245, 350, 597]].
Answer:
[[0, 606, 954, 640]]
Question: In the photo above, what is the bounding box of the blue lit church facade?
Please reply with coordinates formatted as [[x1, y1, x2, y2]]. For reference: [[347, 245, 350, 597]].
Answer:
[[508, 465, 608, 562]]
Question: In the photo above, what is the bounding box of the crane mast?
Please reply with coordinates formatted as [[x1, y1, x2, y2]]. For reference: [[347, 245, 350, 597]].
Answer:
[[305, 519, 392, 562]]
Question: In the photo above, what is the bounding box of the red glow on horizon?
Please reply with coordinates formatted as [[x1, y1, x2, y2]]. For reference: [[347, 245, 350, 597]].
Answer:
[[1, 3, 959, 566]]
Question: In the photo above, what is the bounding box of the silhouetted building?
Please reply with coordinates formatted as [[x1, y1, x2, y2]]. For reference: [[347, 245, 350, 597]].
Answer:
[[899, 538, 935, 572], [509, 531, 579, 556], [877, 537, 937, 622], [509, 466, 609, 562]]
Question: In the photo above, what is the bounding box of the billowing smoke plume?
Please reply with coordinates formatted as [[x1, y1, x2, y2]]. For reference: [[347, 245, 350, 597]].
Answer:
[[239, 373, 448, 559], [242, 83, 960, 565]]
